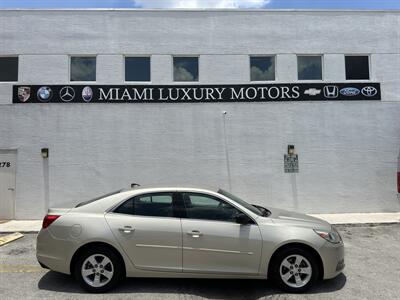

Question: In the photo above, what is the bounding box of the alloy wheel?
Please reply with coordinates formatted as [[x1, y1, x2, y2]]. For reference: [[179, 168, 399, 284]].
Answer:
[[279, 254, 312, 288], [81, 254, 114, 288]]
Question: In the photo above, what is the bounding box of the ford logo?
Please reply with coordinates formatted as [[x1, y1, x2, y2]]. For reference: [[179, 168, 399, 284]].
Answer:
[[340, 87, 360, 96]]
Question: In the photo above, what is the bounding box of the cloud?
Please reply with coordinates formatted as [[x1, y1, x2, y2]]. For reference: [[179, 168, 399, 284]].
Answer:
[[132, 0, 270, 8], [174, 66, 196, 81], [251, 65, 275, 81]]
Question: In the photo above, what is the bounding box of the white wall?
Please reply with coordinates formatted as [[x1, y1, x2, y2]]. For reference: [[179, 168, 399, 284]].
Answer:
[[0, 10, 399, 218]]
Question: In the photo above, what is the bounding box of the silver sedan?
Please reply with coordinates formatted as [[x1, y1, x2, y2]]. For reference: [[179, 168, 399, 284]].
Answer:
[[36, 186, 344, 293]]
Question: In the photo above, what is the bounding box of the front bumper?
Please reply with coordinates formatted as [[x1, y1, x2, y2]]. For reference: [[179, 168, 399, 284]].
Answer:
[[319, 240, 345, 279]]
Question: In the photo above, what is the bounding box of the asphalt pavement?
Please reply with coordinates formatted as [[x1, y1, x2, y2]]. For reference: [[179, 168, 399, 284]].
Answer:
[[0, 224, 399, 299]]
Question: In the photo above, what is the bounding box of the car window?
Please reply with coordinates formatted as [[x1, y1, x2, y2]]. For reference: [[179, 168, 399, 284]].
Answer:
[[218, 189, 263, 216], [182, 193, 242, 222], [114, 193, 174, 217]]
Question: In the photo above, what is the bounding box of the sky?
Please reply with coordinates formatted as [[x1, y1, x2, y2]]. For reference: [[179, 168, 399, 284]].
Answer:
[[0, 0, 399, 9]]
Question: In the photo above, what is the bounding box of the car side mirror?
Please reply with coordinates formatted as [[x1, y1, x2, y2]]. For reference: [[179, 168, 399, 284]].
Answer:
[[235, 213, 252, 225]]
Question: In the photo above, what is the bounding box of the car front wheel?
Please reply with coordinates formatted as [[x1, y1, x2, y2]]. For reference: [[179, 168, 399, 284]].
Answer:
[[74, 246, 123, 293], [270, 247, 319, 293]]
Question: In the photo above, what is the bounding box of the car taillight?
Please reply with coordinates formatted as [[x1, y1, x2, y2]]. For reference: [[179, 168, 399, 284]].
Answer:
[[42, 215, 60, 229]]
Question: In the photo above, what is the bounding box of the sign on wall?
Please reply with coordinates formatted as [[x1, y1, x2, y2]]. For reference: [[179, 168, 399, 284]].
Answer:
[[284, 154, 299, 173], [13, 83, 381, 103]]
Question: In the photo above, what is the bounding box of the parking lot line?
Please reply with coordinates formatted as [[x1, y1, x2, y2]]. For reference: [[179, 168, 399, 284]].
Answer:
[[0, 232, 24, 246], [0, 264, 46, 273]]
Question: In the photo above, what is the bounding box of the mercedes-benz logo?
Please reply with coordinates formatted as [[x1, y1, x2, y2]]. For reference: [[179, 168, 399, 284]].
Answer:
[[59, 86, 75, 102], [361, 86, 378, 97]]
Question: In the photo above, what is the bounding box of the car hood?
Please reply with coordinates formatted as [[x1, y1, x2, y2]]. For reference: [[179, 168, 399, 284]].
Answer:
[[265, 207, 331, 230]]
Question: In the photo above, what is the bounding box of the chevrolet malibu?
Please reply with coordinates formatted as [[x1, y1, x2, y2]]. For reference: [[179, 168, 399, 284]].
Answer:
[[36, 186, 344, 293]]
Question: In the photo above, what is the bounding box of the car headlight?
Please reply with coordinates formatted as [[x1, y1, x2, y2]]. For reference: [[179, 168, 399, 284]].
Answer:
[[314, 226, 342, 244]]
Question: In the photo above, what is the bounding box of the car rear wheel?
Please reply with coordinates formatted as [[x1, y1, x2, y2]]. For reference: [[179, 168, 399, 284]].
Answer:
[[270, 247, 319, 293], [74, 246, 123, 293]]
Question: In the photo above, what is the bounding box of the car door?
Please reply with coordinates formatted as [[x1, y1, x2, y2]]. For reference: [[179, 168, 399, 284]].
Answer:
[[180, 192, 263, 275], [105, 192, 182, 272]]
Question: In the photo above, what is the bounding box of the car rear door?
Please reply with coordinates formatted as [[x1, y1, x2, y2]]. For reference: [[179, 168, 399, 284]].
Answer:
[[105, 192, 182, 272], [179, 192, 263, 275]]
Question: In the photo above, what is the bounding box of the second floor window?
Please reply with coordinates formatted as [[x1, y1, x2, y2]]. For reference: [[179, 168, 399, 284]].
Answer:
[[297, 55, 322, 80], [345, 55, 370, 80], [173, 56, 199, 82], [70, 56, 96, 81], [0, 57, 18, 82], [125, 57, 151, 81], [250, 56, 275, 81]]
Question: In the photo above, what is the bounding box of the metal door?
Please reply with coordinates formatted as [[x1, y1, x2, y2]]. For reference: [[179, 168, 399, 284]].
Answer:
[[0, 150, 17, 219]]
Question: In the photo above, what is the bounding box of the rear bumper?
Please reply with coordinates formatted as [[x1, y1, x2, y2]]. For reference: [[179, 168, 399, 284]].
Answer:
[[319, 241, 345, 279], [36, 229, 74, 275]]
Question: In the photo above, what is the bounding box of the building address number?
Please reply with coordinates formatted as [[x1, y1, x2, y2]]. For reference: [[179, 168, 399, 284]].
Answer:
[[0, 162, 11, 168]]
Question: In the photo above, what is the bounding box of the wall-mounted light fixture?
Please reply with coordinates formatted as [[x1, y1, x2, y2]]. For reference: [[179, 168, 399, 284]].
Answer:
[[41, 148, 49, 159], [288, 145, 295, 155]]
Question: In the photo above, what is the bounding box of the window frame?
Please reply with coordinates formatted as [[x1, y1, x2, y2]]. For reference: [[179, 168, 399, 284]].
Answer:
[[249, 55, 276, 82], [69, 55, 97, 82], [344, 54, 371, 81], [124, 55, 152, 83], [179, 192, 256, 224], [111, 192, 179, 219], [172, 55, 200, 82], [0, 55, 19, 82], [296, 54, 324, 82]]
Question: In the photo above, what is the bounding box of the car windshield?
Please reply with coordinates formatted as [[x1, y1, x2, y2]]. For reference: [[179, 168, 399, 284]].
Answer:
[[217, 189, 263, 216], [75, 189, 124, 207]]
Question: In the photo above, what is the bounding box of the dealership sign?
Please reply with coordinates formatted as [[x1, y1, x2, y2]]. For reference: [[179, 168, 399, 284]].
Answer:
[[13, 83, 381, 103]]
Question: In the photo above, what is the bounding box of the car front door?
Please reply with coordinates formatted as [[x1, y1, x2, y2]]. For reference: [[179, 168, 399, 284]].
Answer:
[[180, 192, 263, 275], [105, 192, 182, 272]]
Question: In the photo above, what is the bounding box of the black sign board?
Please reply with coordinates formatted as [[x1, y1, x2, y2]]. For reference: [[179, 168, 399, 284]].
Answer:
[[13, 82, 381, 103]]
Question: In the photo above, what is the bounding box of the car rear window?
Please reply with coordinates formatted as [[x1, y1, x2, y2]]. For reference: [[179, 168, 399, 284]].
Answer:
[[75, 189, 124, 207]]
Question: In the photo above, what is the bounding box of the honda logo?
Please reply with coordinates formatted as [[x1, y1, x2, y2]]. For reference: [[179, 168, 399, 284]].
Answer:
[[323, 86, 339, 99]]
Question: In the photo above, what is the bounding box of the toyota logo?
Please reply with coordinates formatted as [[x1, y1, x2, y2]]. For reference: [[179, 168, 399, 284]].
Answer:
[[361, 86, 378, 97], [59, 86, 75, 102]]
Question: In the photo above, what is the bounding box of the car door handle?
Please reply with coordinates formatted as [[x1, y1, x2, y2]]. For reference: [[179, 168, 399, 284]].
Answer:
[[119, 226, 134, 234], [187, 230, 202, 238], [8, 188, 15, 191]]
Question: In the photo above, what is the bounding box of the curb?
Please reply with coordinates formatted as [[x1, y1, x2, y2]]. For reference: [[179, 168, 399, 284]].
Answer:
[[333, 222, 400, 228]]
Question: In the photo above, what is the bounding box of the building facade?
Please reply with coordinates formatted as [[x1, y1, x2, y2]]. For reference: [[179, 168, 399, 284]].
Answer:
[[0, 9, 399, 219]]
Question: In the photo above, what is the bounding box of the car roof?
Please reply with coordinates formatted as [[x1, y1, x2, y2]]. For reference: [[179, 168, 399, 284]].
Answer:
[[128, 185, 220, 193], [73, 185, 222, 213]]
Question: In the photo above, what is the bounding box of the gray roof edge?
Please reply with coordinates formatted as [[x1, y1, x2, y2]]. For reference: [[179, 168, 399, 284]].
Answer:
[[0, 8, 399, 13]]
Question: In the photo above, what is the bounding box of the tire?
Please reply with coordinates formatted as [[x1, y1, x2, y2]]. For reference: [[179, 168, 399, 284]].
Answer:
[[270, 247, 319, 293], [73, 246, 123, 293]]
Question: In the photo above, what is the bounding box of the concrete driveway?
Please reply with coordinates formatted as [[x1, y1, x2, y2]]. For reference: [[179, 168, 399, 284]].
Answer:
[[0, 224, 399, 299]]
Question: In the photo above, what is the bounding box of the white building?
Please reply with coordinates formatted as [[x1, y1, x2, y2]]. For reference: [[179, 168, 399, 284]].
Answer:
[[0, 9, 399, 219]]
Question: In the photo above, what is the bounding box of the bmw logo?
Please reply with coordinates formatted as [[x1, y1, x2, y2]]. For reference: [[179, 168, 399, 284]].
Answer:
[[37, 86, 53, 102], [82, 86, 93, 102]]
